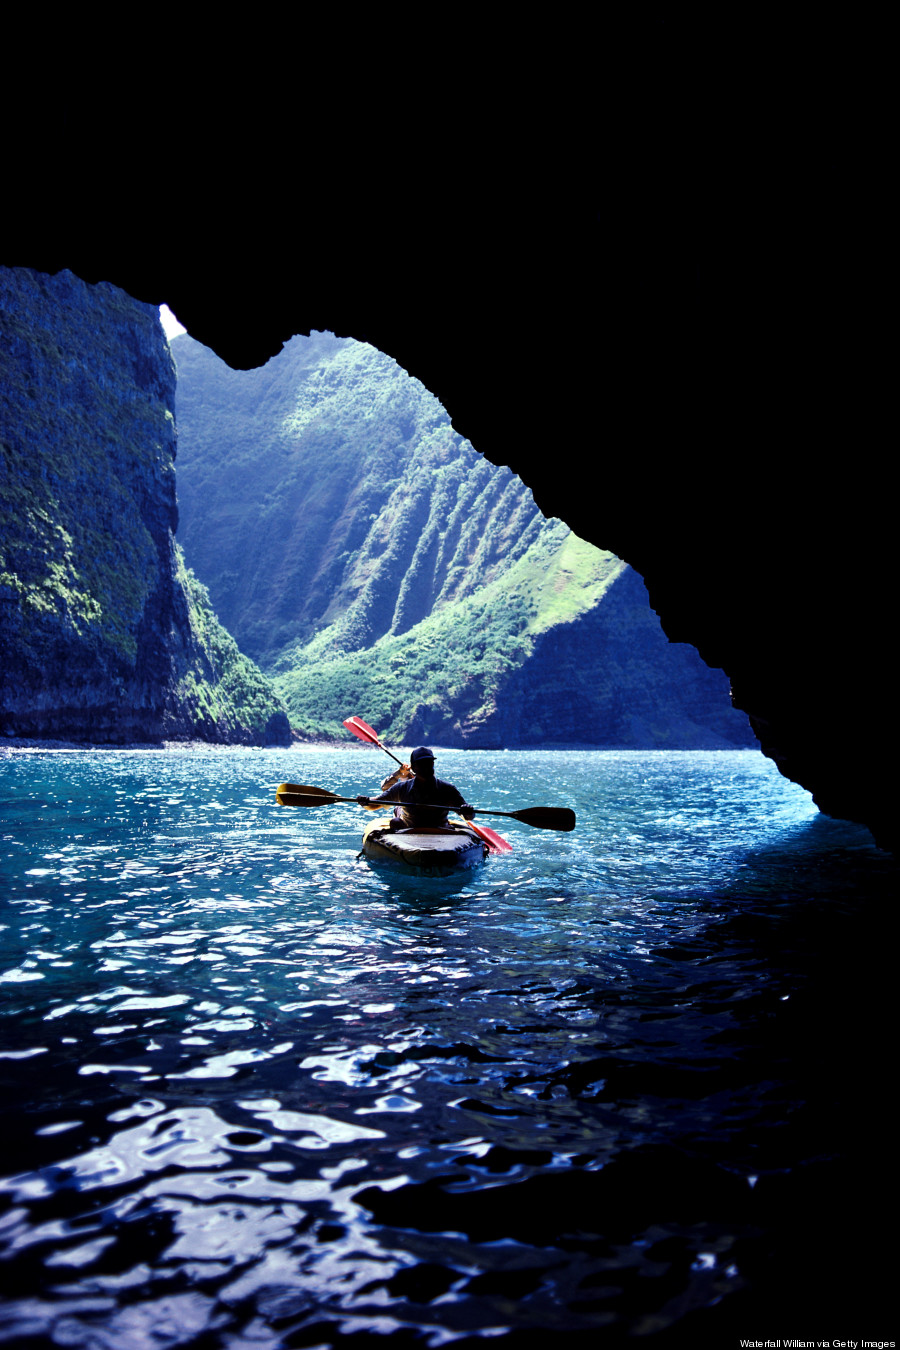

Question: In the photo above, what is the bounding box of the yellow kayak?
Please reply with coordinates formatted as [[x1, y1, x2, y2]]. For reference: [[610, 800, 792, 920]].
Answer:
[[361, 816, 488, 872]]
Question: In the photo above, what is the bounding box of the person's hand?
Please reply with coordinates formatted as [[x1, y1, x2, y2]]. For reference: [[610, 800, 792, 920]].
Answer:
[[460, 804, 475, 820], [356, 795, 371, 806], [379, 763, 412, 791]]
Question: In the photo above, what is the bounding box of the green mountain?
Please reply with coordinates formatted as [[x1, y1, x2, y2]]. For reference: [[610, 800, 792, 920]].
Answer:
[[0, 266, 291, 745], [172, 332, 756, 749]]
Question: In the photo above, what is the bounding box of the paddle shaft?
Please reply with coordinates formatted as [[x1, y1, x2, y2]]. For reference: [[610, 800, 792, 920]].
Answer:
[[276, 785, 574, 832], [342, 718, 404, 766], [339, 717, 574, 830]]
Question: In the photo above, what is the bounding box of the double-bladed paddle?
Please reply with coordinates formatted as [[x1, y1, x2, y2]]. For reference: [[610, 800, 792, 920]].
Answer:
[[342, 715, 513, 853], [276, 783, 576, 833]]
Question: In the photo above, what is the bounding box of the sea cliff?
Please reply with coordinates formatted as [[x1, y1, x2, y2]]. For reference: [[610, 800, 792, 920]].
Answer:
[[0, 267, 290, 745]]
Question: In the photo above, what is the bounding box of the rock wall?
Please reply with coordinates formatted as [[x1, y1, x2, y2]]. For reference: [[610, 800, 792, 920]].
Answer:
[[490, 566, 756, 751], [0, 267, 290, 745]]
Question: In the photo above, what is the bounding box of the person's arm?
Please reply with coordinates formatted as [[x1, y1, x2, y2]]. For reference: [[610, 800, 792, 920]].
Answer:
[[379, 763, 412, 791], [446, 782, 475, 820], [357, 782, 403, 808]]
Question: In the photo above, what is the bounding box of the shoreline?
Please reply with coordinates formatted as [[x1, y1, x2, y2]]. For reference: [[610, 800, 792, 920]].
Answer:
[[1, 736, 762, 756], [0, 737, 348, 755]]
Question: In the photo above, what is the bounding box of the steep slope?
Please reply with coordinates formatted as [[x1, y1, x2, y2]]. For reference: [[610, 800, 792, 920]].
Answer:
[[172, 332, 755, 749], [0, 267, 290, 744], [172, 332, 549, 665], [275, 526, 754, 748]]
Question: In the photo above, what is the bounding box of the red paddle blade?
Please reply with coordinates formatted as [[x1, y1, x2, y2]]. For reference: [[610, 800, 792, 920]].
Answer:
[[469, 822, 513, 854], [343, 716, 382, 746]]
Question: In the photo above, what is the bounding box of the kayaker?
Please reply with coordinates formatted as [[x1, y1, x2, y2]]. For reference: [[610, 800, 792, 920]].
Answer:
[[357, 746, 475, 829]]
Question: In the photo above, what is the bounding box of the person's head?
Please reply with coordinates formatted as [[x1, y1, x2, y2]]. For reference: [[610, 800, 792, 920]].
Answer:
[[409, 747, 435, 777]]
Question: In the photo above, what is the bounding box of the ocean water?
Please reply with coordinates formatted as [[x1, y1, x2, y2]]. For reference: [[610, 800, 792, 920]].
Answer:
[[0, 748, 894, 1349]]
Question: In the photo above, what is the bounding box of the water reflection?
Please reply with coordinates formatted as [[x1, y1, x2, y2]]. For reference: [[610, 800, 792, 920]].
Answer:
[[0, 749, 894, 1345]]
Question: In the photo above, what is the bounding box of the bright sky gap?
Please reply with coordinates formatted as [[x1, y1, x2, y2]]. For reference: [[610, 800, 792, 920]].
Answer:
[[159, 305, 186, 339]]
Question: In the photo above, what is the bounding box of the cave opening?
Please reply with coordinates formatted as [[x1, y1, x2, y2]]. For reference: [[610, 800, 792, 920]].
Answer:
[[158, 303, 756, 755], [1, 232, 892, 849]]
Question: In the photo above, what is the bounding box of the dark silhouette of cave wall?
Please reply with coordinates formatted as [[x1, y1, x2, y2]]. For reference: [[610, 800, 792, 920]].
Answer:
[[5, 72, 890, 846]]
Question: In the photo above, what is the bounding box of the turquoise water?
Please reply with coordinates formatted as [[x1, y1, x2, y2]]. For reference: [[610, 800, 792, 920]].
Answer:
[[0, 748, 894, 1347]]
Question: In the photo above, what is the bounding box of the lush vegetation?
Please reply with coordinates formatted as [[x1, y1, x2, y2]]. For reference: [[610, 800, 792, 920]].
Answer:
[[175, 552, 290, 743], [271, 519, 622, 742], [172, 331, 756, 749], [173, 334, 549, 666], [1, 271, 171, 665], [1, 266, 290, 744]]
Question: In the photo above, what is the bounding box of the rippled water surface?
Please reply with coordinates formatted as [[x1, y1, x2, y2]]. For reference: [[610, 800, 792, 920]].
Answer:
[[0, 748, 894, 1348]]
